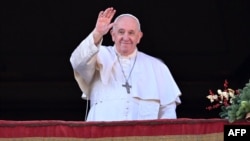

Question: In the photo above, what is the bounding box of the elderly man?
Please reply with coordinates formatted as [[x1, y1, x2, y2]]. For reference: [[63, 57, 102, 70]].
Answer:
[[70, 7, 182, 121]]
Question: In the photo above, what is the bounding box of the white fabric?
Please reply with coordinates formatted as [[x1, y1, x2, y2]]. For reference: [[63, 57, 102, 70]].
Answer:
[[70, 32, 182, 121]]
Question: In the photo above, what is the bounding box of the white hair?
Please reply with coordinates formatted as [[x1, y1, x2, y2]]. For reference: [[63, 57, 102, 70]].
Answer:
[[113, 14, 141, 31]]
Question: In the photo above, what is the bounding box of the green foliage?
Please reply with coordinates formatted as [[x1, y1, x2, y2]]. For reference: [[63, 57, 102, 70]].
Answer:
[[219, 79, 250, 122]]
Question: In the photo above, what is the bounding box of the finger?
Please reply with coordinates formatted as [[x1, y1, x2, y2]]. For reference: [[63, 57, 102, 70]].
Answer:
[[106, 9, 116, 19], [103, 7, 114, 18], [98, 11, 104, 17], [108, 23, 114, 30]]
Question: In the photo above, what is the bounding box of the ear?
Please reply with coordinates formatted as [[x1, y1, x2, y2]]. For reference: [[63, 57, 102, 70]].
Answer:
[[110, 29, 115, 42], [137, 31, 143, 44]]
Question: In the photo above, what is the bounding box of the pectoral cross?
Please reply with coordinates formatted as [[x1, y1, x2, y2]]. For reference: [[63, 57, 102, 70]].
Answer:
[[122, 81, 132, 94]]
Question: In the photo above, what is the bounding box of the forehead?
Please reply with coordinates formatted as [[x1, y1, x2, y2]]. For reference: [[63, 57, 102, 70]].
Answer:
[[114, 16, 140, 31]]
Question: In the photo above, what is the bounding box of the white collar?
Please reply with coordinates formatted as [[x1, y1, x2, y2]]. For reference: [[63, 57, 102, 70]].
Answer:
[[114, 46, 138, 59]]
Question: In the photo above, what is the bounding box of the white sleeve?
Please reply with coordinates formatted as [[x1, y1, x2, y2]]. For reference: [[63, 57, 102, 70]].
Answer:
[[70, 32, 100, 75], [69, 32, 100, 98], [158, 101, 177, 119]]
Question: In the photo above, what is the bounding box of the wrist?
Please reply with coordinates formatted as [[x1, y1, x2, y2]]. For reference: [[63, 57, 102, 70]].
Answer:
[[92, 29, 103, 45]]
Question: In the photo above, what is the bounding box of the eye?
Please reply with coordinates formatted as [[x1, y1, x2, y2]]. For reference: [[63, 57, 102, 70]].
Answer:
[[128, 31, 135, 36], [118, 29, 125, 34]]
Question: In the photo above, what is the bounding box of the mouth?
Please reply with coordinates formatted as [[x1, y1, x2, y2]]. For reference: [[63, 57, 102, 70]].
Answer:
[[121, 42, 131, 45]]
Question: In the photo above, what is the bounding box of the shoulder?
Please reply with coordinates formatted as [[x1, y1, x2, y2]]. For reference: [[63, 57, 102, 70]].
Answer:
[[138, 51, 172, 73], [139, 52, 175, 77], [138, 51, 165, 65]]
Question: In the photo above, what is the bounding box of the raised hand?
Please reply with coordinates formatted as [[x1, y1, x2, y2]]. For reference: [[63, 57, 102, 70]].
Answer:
[[93, 7, 116, 45]]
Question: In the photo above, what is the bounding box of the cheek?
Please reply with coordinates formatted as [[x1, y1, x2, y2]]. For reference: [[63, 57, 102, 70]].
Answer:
[[115, 37, 123, 43]]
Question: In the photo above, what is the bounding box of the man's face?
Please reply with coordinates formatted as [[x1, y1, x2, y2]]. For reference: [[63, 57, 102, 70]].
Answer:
[[111, 16, 143, 56]]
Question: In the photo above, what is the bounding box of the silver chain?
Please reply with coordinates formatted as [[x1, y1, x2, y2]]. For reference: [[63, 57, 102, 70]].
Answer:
[[116, 53, 137, 84]]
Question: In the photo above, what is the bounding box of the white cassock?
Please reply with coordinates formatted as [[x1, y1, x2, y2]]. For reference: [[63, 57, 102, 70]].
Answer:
[[70, 32, 182, 121]]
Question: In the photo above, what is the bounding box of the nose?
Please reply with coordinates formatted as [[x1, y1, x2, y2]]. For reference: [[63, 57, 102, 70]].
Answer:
[[122, 33, 130, 40]]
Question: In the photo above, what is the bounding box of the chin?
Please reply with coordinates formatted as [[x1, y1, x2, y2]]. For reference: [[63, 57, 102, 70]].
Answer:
[[119, 50, 129, 56]]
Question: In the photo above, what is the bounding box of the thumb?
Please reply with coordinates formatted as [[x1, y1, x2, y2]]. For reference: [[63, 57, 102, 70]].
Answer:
[[108, 23, 114, 30]]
